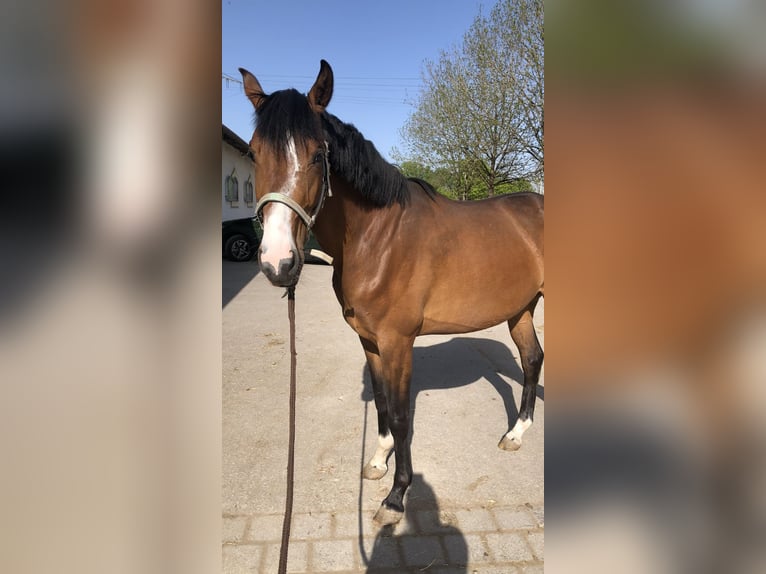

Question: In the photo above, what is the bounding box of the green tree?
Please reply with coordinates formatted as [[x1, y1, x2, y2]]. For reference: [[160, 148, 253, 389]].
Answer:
[[394, 158, 454, 198], [401, 0, 543, 198], [397, 160, 435, 182]]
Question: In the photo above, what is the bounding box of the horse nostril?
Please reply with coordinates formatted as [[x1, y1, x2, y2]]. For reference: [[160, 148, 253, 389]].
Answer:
[[277, 251, 297, 276]]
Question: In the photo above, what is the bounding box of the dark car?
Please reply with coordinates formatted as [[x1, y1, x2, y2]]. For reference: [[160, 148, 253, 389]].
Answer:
[[222, 218, 260, 262], [222, 217, 332, 265]]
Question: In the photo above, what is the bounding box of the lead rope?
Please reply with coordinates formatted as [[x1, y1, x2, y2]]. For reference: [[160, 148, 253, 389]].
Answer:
[[278, 285, 297, 574], [275, 142, 330, 573]]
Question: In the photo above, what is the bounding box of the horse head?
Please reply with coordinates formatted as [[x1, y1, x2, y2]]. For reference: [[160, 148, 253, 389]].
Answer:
[[239, 60, 334, 287]]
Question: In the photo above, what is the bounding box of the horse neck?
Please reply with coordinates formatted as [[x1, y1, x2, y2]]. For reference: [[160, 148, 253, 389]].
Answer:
[[311, 176, 403, 266]]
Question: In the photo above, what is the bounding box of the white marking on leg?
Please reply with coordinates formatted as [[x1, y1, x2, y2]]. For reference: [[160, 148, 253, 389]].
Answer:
[[505, 417, 532, 444], [368, 431, 394, 471]]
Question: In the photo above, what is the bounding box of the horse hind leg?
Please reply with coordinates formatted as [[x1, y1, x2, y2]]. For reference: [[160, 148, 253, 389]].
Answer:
[[500, 304, 544, 451], [361, 342, 394, 480]]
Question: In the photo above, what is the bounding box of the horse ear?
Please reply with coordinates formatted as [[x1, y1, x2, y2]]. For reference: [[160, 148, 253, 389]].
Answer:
[[239, 67, 266, 110], [308, 60, 333, 112]]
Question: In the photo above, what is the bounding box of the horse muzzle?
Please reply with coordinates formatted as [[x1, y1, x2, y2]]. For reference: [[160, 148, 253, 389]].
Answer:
[[258, 247, 303, 287]]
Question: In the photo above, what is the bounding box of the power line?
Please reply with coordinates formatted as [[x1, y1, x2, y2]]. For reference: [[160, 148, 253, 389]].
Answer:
[[222, 73, 419, 107], [236, 72, 420, 82], [222, 73, 420, 87], [222, 73, 243, 88]]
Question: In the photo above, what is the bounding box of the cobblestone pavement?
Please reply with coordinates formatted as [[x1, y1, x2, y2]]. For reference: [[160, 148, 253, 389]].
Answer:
[[223, 501, 544, 573], [223, 262, 544, 573]]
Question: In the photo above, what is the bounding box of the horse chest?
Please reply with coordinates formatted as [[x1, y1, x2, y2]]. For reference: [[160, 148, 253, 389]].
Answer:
[[342, 305, 358, 326], [335, 272, 392, 337], [340, 303, 374, 338], [339, 289, 407, 343]]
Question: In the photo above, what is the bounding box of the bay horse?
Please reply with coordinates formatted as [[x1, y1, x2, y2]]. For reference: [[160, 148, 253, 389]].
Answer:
[[239, 60, 544, 525]]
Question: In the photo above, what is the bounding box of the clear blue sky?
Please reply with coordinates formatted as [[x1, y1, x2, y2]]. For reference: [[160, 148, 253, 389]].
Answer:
[[222, 0, 496, 161]]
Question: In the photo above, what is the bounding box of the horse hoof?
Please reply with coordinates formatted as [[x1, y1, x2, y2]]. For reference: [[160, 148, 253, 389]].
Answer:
[[362, 463, 388, 480], [499, 436, 522, 451], [373, 504, 403, 526]]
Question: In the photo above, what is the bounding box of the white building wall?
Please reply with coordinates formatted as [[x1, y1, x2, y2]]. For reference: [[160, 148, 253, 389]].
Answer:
[[222, 141, 255, 222]]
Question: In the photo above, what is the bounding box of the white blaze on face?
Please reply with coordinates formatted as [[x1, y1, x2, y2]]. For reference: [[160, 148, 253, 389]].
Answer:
[[260, 136, 300, 269]]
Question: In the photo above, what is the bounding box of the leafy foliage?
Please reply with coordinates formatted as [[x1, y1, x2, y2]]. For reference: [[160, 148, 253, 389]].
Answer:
[[396, 158, 533, 200], [400, 0, 543, 199]]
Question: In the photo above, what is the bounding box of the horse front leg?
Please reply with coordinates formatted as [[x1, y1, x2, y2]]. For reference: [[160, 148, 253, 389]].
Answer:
[[372, 338, 414, 526], [360, 338, 393, 480]]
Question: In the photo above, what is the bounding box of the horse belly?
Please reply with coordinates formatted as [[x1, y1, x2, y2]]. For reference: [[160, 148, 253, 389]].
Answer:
[[416, 196, 543, 335], [420, 262, 541, 335]]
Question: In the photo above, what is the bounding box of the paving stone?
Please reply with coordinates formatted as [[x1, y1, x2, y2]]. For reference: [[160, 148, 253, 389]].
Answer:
[[222, 544, 263, 573], [526, 531, 544, 560], [414, 509, 458, 534], [332, 510, 363, 538], [442, 533, 469, 566], [400, 535, 446, 567], [394, 510, 420, 535], [358, 535, 378, 560], [464, 566, 520, 574], [291, 512, 333, 540], [223, 516, 248, 543], [454, 508, 498, 532], [247, 514, 284, 542], [484, 532, 533, 562], [458, 534, 493, 564], [312, 539, 356, 571], [362, 534, 402, 569], [492, 507, 538, 530], [435, 567, 503, 574], [262, 541, 309, 573], [530, 505, 544, 527]]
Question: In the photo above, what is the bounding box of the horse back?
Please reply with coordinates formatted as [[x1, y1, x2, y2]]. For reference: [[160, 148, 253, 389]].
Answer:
[[434, 191, 543, 259], [494, 192, 544, 253]]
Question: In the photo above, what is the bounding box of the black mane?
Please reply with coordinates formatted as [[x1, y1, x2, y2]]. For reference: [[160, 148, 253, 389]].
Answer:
[[254, 89, 324, 157], [320, 113, 411, 207], [254, 88, 416, 207]]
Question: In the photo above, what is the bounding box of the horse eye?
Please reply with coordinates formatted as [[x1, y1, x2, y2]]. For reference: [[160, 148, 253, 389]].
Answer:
[[312, 152, 323, 165]]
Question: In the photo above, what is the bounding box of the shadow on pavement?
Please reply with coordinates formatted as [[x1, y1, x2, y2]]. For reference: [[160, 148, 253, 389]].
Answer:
[[362, 473, 468, 573], [222, 260, 260, 308], [361, 336, 543, 435], [355, 336, 545, 571]]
